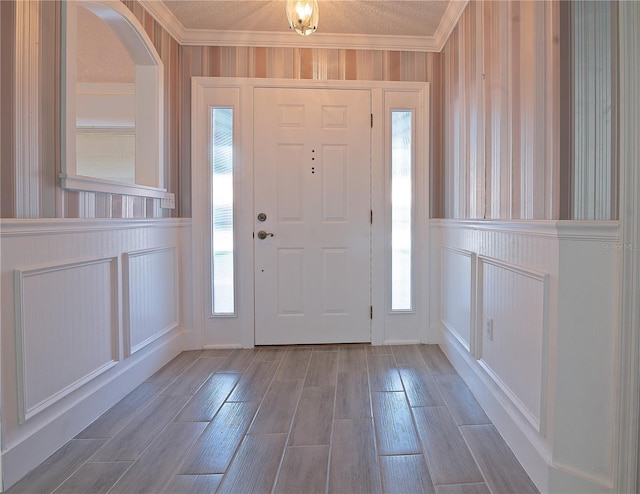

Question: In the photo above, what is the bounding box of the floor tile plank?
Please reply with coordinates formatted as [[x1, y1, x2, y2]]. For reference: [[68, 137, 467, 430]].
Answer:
[[217, 434, 287, 494], [199, 348, 234, 358], [328, 418, 381, 494], [52, 462, 131, 494], [161, 357, 227, 397], [380, 455, 436, 494], [372, 392, 422, 455], [417, 346, 457, 375], [412, 406, 484, 485], [107, 422, 207, 494], [178, 401, 259, 474], [399, 365, 446, 407], [89, 395, 189, 462], [248, 379, 304, 434], [335, 371, 372, 419], [365, 345, 393, 355], [6, 439, 106, 494], [289, 386, 335, 446], [392, 345, 428, 367], [338, 345, 368, 373], [254, 346, 288, 361], [75, 383, 165, 439], [367, 354, 404, 391], [175, 372, 239, 422], [435, 484, 491, 494], [161, 475, 223, 494], [144, 351, 202, 384], [461, 424, 539, 494], [216, 349, 257, 373], [226, 360, 279, 402], [435, 375, 491, 425], [274, 445, 329, 494], [274, 348, 312, 379], [304, 351, 339, 387]]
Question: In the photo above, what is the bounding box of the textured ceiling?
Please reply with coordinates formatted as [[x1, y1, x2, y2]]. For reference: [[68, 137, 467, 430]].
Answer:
[[162, 1, 451, 37]]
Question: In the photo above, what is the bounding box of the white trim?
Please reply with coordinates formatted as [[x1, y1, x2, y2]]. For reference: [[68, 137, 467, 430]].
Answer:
[[60, 175, 167, 199], [616, 2, 640, 492], [139, 0, 467, 53], [0, 218, 191, 237], [14, 256, 120, 422], [191, 77, 429, 348], [123, 247, 179, 356], [433, 218, 621, 241]]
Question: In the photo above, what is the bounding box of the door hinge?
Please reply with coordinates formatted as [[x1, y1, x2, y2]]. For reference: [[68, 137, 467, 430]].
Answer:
[[370, 209, 373, 224], [370, 306, 373, 319], [371, 113, 373, 128]]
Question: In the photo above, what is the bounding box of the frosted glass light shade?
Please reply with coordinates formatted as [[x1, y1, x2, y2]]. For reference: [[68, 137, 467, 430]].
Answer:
[[285, 0, 319, 36]]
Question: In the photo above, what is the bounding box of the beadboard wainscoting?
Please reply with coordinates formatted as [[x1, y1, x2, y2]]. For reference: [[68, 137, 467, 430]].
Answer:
[[430, 219, 621, 493], [0, 219, 191, 490]]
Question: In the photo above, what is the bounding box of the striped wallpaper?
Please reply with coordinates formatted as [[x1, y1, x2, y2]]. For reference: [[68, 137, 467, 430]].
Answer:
[[1, 0, 442, 218], [441, 0, 561, 220], [178, 45, 443, 217], [440, 1, 618, 220]]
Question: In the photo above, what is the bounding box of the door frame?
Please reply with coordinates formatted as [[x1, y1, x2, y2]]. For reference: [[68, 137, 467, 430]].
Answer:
[[190, 77, 430, 349]]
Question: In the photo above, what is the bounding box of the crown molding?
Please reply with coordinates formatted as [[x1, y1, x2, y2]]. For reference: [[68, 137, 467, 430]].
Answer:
[[433, 0, 468, 49], [138, 0, 187, 42], [138, 0, 469, 53]]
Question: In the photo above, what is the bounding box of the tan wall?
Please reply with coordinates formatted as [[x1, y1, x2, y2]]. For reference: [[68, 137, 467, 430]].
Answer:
[[441, 0, 562, 220]]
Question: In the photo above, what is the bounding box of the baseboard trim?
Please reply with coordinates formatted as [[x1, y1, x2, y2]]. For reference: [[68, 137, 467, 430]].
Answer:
[[439, 325, 550, 493], [1, 330, 182, 490]]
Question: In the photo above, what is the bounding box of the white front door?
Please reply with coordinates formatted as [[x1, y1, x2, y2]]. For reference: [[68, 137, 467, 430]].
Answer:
[[254, 88, 371, 345]]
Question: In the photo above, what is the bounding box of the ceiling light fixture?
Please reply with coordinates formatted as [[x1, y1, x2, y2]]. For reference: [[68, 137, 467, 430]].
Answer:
[[285, 0, 319, 36]]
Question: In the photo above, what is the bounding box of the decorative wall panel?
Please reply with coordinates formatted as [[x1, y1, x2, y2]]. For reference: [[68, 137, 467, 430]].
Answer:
[[14, 257, 119, 421], [1, 218, 189, 489], [441, 246, 474, 351], [478, 256, 547, 430], [124, 247, 178, 354]]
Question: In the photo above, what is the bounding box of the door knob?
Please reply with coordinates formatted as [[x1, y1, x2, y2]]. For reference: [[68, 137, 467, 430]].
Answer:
[[257, 230, 274, 240]]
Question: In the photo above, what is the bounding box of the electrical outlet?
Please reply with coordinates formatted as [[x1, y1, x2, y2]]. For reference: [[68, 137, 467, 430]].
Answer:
[[486, 318, 494, 341], [161, 192, 175, 209]]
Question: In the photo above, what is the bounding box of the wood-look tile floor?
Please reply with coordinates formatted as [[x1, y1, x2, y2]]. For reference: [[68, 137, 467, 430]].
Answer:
[[7, 345, 539, 494]]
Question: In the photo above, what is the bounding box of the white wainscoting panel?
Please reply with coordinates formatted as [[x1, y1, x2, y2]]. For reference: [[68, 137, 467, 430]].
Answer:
[[432, 219, 621, 494], [441, 246, 475, 352], [477, 256, 548, 432], [15, 257, 119, 422], [1, 219, 190, 490], [124, 247, 178, 355]]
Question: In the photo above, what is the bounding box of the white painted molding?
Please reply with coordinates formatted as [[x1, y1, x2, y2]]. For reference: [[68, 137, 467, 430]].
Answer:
[[14, 0, 41, 218], [440, 245, 475, 354], [123, 247, 179, 356], [433, 0, 469, 52], [14, 257, 119, 422], [432, 218, 620, 241], [476, 254, 549, 433], [616, 1, 640, 492], [139, 0, 467, 53], [60, 175, 167, 199], [440, 324, 552, 492], [0, 218, 191, 237]]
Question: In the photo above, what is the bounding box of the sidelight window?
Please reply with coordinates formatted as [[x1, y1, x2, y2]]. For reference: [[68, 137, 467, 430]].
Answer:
[[391, 110, 413, 311], [211, 108, 235, 315]]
